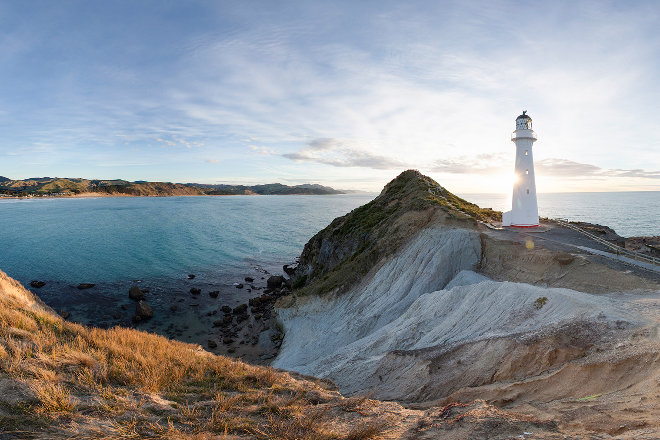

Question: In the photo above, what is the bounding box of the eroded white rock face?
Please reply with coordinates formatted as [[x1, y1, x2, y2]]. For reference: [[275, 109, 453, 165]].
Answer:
[[273, 226, 482, 374], [273, 226, 640, 400]]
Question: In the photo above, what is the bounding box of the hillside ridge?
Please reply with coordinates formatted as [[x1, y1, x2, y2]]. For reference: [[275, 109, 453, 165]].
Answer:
[[290, 169, 501, 297], [0, 177, 343, 197]]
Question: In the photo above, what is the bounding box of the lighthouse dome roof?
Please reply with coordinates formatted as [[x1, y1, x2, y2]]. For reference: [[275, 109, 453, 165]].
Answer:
[[516, 111, 531, 120]]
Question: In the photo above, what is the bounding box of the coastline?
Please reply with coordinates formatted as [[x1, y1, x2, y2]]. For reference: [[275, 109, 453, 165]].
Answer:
[[24, 261, 290, 365], [0, 192, 348, 200]]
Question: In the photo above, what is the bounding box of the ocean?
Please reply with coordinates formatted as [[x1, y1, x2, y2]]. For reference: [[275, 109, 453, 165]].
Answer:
[[461, 191, 660, 238], [1, 192, 658, 290], [0, 194, 377, 336], [0, 191, 657, 345]]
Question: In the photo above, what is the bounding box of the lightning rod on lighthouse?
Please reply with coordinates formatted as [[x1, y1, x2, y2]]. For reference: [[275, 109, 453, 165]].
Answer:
[[502, 111, 539, 227]]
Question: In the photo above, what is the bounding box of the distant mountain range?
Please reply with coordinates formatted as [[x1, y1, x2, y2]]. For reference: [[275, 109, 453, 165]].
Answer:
[[0, 177, 344, 197]]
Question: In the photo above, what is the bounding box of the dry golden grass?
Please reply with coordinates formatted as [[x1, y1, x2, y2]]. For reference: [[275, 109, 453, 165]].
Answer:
[[0, 270, 391, 439]]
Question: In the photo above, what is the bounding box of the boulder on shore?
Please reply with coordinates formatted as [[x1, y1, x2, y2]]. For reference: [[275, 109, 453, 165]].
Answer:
[[283, 263, 298, 276], [129, 285, 145, 300], [267, 275, 285, 289], [233, 304, 248, 315], [135, 300, 153, 319]]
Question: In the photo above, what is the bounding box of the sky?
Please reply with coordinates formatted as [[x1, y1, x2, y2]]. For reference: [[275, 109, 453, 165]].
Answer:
[[1, 0, 659, 193]]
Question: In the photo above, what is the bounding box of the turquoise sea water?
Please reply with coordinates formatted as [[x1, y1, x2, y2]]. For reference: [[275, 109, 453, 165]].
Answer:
[[0, 194, 375, 286], [0, 191, 658, 291]]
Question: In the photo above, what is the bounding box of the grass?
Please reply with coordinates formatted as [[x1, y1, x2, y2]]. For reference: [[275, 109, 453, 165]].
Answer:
[[292, 170, 501, 298], [0, 270, 391, 439], [533, 297, 548, 310]]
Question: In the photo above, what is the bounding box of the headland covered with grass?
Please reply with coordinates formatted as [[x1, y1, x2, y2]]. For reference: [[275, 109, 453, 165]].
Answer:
[[0, 176, 343, 198]]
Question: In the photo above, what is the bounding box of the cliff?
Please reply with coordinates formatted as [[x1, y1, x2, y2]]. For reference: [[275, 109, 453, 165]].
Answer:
[[274, 170, 660, 438], [292, 170, 500, 297]]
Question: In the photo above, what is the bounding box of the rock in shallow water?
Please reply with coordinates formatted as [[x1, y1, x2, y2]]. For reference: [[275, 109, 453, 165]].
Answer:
[[30, 280, 46, 288], [135, 300, 153, 319], [77, 283, 95, 290], [129, 285, 144, 300]]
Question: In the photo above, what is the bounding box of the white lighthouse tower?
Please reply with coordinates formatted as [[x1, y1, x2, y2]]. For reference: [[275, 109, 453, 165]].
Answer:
[[502, 111, 539, 227]]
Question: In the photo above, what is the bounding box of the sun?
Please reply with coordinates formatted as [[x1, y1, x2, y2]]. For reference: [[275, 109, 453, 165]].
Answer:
[[490, 173, 517, 194]]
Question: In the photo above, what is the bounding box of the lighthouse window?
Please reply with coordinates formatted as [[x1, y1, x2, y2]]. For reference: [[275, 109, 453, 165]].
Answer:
[[525, 169, 529, 175], [525, 150, 528, 155], [526, 189, 530, 195]]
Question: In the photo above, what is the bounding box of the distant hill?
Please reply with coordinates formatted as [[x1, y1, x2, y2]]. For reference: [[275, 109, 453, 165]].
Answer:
[[0, 177, 344, 197], [186, 182, 343, 196]]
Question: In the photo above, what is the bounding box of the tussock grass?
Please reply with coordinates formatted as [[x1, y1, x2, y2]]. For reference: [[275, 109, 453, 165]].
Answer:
[[0, 270, 391, 439]]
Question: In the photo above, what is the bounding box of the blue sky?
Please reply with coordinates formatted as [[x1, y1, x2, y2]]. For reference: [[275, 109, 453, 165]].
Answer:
[[1, 0, 659, 193]]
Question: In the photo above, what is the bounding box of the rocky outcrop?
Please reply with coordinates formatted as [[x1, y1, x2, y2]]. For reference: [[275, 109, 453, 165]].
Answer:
[[129, 285, 144, 300], [291, 170, 493, 298]]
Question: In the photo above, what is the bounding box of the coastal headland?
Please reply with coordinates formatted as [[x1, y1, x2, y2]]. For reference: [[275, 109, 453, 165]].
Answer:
[[0, 176, 344, 198], [2, 170, 660, 438]]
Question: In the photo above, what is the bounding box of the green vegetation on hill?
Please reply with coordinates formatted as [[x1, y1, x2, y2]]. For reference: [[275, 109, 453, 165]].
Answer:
[[292, 170, 501, 297], [0, 178, 343, 197]]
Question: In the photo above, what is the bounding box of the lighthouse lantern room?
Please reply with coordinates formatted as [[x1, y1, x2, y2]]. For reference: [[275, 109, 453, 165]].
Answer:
[[502, 111, 539, 227]]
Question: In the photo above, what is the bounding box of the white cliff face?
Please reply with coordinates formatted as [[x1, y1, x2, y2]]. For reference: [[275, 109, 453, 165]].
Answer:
[[273, 225, 642, 401], [273, 226, 482, 372]]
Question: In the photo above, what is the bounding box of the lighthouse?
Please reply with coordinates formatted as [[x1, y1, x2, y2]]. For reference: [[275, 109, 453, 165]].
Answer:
[[502, 111, 539, 227]]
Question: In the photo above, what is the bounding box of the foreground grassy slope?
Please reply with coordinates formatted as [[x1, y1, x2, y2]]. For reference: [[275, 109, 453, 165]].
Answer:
[[0, 270, 390, 439], [292, 170, 501, 297]]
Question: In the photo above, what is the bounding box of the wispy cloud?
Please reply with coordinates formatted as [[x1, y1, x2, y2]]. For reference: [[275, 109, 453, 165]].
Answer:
[[249, 145, 276, 155], [430, 153, 509, 174], [536, 159, 660, 180], [155, 136, 203, 149], [282, 138, 408, 170]]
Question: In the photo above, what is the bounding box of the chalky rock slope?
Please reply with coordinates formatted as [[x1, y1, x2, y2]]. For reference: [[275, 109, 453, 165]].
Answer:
[[274, 170, 660, 437]]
